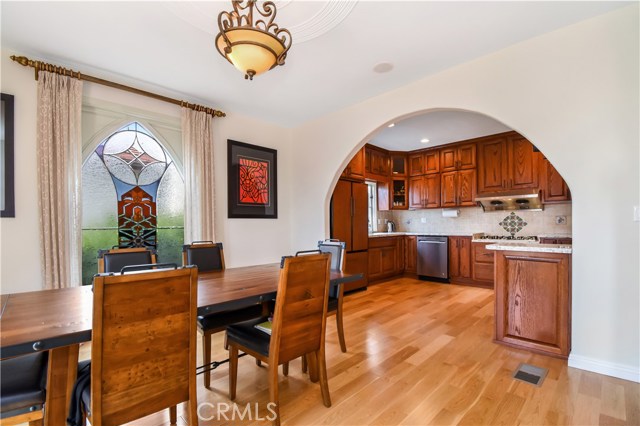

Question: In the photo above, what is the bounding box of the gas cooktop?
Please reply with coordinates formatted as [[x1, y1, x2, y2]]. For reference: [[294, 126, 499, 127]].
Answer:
[[474, 235, 538, 241]]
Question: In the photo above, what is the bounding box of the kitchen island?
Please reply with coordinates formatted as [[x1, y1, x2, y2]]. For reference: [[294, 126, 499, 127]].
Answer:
[[487, 242, 572, 358]]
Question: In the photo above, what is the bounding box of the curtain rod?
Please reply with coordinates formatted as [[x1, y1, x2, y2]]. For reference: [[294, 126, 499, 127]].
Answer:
[[10, 55, 226, 118]]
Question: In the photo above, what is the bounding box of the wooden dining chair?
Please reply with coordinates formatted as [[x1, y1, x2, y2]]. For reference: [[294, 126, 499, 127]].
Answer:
[[182, 241, 264, 389], [81, 266, 199, 426], [0, 352, 48, 426], [97, 246, 157, 273], [226, 252, 332, 426]]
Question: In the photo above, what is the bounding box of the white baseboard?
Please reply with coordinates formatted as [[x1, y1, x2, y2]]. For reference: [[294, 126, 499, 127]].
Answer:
[[568, 354, 640, 383]]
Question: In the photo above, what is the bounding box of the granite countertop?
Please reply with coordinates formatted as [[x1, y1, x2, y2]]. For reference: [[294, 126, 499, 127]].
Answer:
[[368, 232, 472, 238], [486, 242, 572, 254]]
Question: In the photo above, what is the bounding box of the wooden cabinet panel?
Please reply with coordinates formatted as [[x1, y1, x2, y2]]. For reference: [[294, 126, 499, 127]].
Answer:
[[377, 180, 390, 211], [541, 158, 571, 203], [441, 172, 457, 207], [441, 143, 476, 172], [331, 180, 353, 251], [440, 147, 457, 172], [508, 136, 539, 190], [341, 147, 365, 181], [405, 236, 417, 274], [494, 251, 571, 358], [424, 150, 440, 174], [368, 237, 403, 281], [409, 175, 440, 209], [351, 182, 369, 252], [472, 243, 494, 285], [441, 170, 475, 208], [449, 236, 472, 281], [408, 153, 424, 176], [391, 153, 407, 176], [477, 137, 508, 194], [344, 251, 368, 292], [391, 178, 408, 210], [365, 147, 390, 179]]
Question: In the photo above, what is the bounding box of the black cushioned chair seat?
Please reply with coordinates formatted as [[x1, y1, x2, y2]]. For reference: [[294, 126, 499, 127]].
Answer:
[[103, 251, 152, 274], [226, 318, 271, 357], [0, 352, 48, 414], [198, 305, 264, 330]]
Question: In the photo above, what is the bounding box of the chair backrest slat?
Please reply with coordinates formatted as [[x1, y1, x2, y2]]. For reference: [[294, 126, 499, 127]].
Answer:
[[91, 267, 197, 426], [98, 247, 157, 274], [269, 253, 331, 365]]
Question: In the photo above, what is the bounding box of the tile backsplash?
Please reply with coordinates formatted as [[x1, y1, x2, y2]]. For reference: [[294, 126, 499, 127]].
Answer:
[[376, 204, 572, 237]]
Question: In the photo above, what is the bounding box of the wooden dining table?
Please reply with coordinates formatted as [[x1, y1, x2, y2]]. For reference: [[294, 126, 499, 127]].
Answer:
[[0, 263, 362, 425]]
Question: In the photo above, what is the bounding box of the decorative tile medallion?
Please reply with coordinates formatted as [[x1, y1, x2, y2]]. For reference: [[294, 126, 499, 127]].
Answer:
[[499, 212, 528, 236]]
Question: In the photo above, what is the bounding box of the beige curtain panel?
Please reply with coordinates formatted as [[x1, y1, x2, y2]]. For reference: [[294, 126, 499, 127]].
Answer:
[[182, 108, 216, 244], [37, 71, 83, 289]]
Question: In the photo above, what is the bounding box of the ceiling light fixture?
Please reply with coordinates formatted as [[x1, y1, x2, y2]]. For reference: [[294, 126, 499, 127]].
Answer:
[[421, 138, 430, 143], [216, 0, 292, 80], [388, 123, 395, 128]]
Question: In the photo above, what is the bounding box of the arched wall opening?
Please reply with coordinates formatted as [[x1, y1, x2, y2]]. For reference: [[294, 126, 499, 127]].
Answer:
[[324, 108, 572, 241]]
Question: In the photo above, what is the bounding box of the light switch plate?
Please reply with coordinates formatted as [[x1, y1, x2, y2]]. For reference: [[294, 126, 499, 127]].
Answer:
[[421, 217, 427, 223], [634, 206, 640, 222]]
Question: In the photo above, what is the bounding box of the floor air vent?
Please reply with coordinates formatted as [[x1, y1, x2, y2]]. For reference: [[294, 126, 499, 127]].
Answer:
[[512, 363, 548, 386]]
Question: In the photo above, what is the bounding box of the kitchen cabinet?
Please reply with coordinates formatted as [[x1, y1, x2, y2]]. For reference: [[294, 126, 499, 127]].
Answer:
[[344, 251, 368, 292], [331, 180, 368, 253], [472, 242, 494, 286], [477, 133, 539, 194], [390, 153, 407, 176], [377, 180, 390, 211], [409, 174, 440, 209], [449, 236, 472, 282], [391, 178, 408, 209], [368, 237, 404, 281], [331, 179, 369, 291], [365, 146, 390, 180], [404, 236, 417, 274], [440, 143, 476, 172], [540, 157, 571, 204], [494, 250, 571, 358], [409, 149, 439, 176], [440, 169, 476, 208], [341, 147, 365, 181]]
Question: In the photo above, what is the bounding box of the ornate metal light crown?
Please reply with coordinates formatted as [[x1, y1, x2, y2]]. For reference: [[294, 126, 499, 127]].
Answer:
[[216, 0, 292, 80]]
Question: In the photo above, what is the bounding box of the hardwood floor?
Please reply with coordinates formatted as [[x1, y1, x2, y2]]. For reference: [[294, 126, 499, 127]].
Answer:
[[85, 277, 638, 425]]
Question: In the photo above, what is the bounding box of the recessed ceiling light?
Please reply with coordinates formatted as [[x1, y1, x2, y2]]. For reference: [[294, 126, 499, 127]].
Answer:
[[373, 62, 394, 73], [388, 123, 395, 128], [421, 138, 430, 143]]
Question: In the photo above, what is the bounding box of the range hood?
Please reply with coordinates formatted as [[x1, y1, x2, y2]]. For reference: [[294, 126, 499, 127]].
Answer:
[[475, 189, 543, 212]]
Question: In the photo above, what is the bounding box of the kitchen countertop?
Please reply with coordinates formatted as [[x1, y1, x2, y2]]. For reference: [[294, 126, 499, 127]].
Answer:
[[369, 232, 472, 238], [486, 242, 572, 254]]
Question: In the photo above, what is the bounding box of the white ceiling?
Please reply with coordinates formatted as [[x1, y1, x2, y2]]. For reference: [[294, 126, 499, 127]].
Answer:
[[1, 0, 629, 147]]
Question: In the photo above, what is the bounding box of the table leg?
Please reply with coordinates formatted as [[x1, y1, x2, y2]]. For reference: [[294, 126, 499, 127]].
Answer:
[[44, 344, 79, 426]]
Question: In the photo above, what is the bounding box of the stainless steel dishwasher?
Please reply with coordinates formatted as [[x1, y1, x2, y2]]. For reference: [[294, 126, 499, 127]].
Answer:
[[417, 236, 449, 282]]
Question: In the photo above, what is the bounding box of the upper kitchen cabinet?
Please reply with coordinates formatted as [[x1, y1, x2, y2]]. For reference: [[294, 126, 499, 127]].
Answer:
[[409, 174, 440, 209], [341, 146, 366, 181], [440, 143, 476, 172], [409, 149, 439, 176], [441, 169, 476, 208], [365, 146, 391, 180], [540, 157, 571, 204], [477, 132, 539, 194], [390, 153, 407, 176]]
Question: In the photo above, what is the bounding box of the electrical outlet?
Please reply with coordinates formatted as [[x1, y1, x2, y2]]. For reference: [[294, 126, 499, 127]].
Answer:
[[377, 219, 381, 224], [634, 206, 640, 222], [555, 216, 566, 225], [421, 217, 427, 224]]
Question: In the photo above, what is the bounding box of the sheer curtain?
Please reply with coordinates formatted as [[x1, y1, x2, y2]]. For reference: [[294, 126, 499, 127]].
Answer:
[[182, 108, 216, 243], [37, 71, 83, 289]]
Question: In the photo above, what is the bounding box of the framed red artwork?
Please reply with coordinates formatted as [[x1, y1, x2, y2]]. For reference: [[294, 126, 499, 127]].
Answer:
[[227, 140, 277, 219]]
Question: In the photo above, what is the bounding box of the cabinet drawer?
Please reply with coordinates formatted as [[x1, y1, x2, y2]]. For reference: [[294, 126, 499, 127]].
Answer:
[[473, 243, 495, 264]]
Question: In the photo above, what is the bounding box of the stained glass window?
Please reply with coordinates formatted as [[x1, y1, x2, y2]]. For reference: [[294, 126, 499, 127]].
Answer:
[[81, 122, 184, 285]]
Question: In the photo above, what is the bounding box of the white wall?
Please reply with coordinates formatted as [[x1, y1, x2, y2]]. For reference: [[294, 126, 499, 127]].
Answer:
[[0, 48, 294, 293], [291, 6, 639, 380]]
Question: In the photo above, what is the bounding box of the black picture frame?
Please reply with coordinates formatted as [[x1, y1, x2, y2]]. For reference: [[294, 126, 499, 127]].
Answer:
[[1, 93, 15, 218], [228, 139, 278, 219]]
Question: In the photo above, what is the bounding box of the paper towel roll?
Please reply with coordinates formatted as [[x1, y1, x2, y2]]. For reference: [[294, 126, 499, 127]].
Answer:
[[442, 208, 460, 218]]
